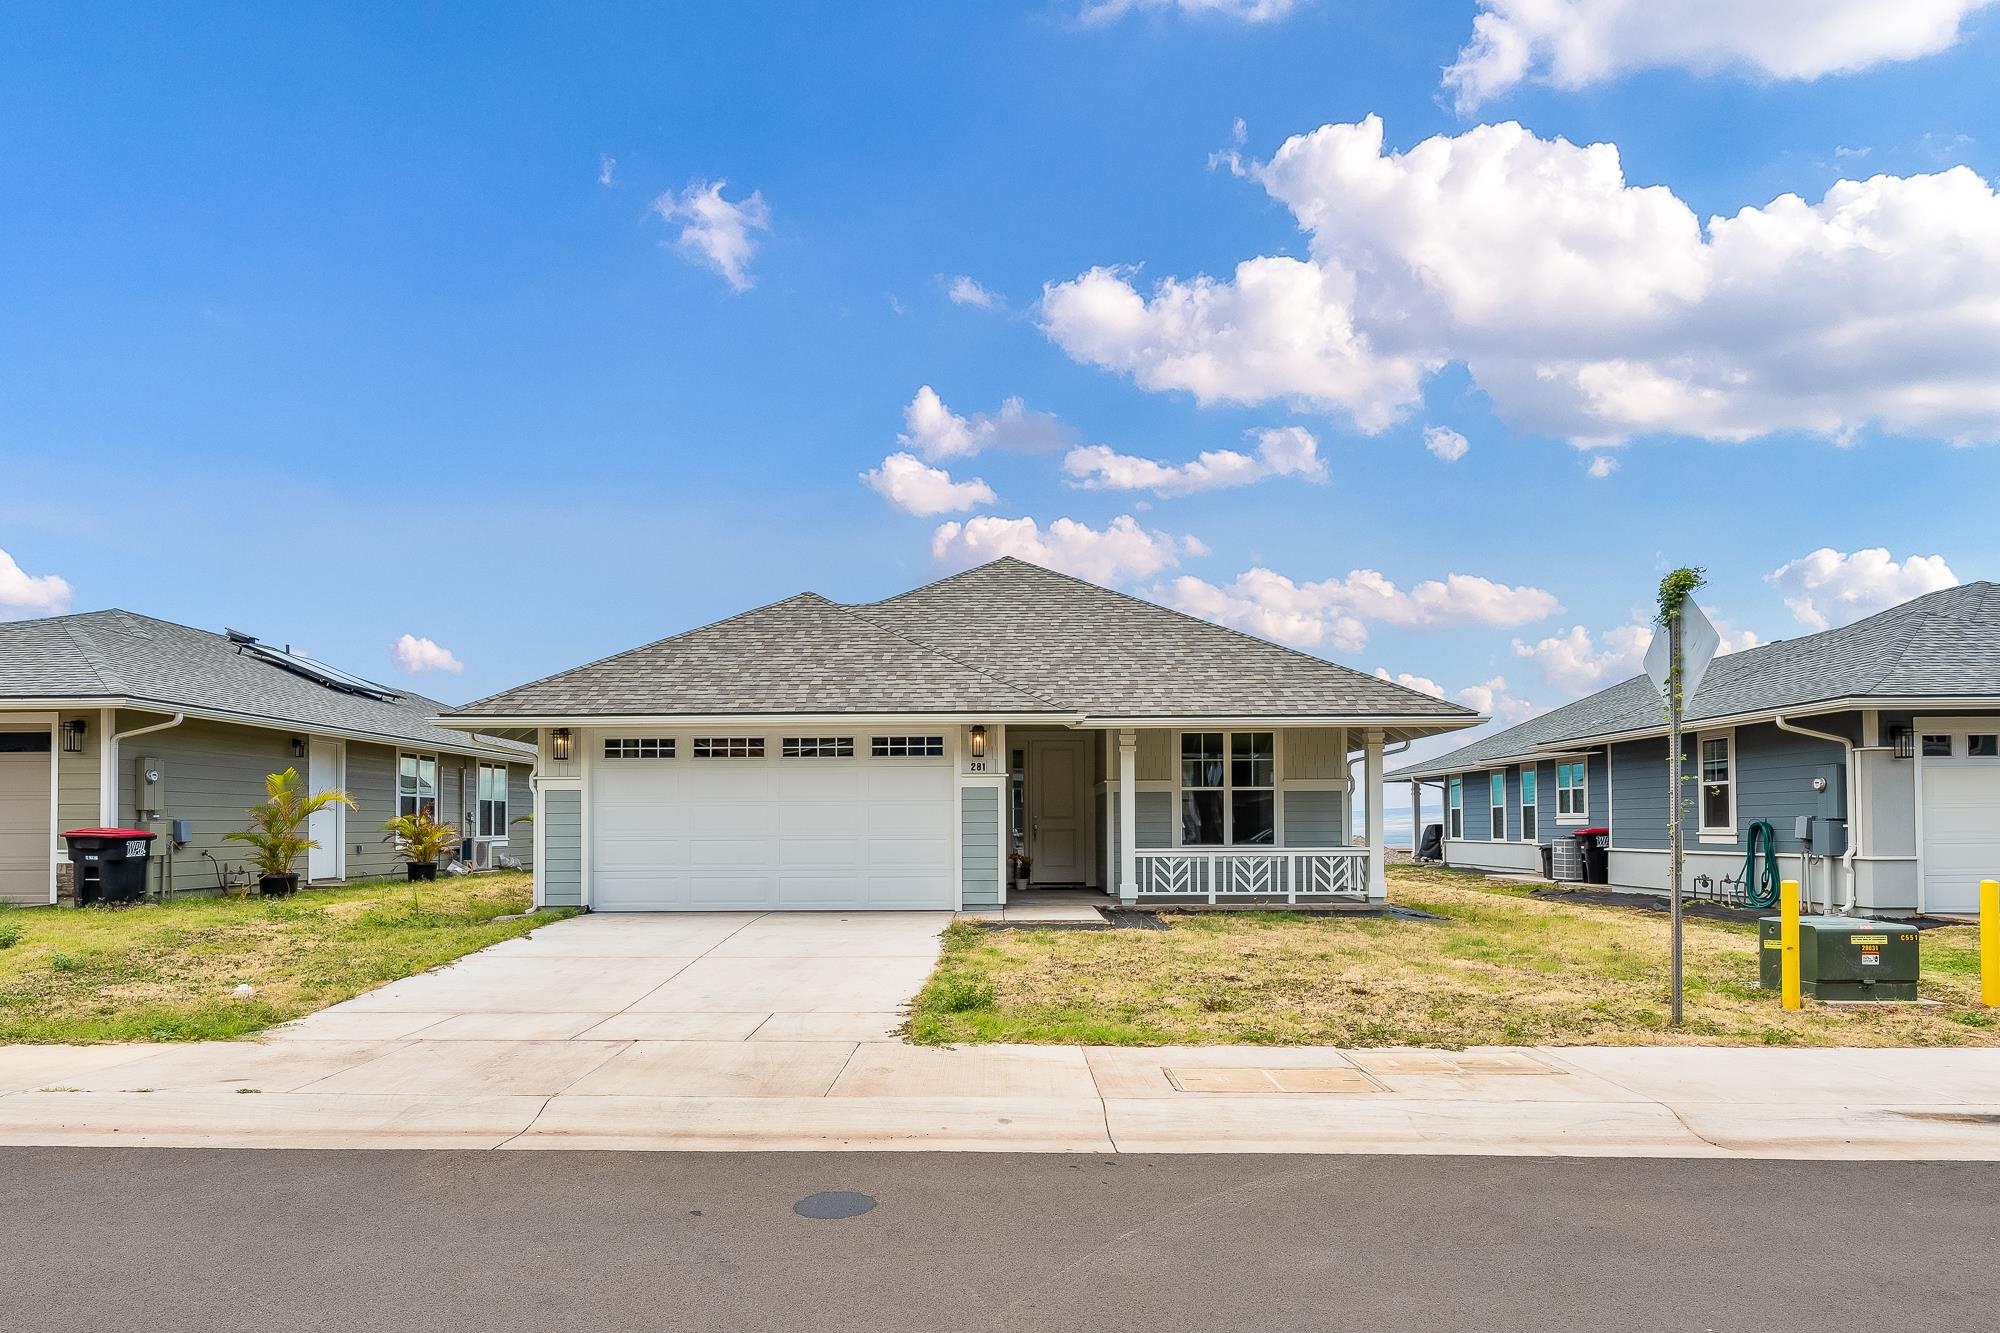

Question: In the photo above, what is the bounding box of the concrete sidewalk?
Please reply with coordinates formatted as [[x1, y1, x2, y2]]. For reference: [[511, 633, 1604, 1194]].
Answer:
[[2, 1039, 1999, 1156]]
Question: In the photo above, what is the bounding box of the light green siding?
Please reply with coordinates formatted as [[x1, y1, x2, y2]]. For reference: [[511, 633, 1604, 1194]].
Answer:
[[1284, 789, 1343, 846], [1136, 791, 1172, 848], [342, 742, 402, 881], [505, 764, 535, 868], [54, 710, 99, 833], [114, 714, 309, 897], [960, 785, 1001, 910], [541, 788, 583, 907]]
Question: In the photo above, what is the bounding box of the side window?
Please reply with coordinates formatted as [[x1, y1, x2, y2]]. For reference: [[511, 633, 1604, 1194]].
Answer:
[[1447, 776, 1463, 839], [1521, 768, 1538, 842]]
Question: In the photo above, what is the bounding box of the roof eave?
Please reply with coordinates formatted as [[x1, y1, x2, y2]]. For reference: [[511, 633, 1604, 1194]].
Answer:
[[432, 709, 1089, 730], [2, 695, 530, 761]]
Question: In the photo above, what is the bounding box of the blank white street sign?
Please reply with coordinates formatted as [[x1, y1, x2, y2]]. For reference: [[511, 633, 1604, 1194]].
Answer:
[[1645, 597, 1720, 700]]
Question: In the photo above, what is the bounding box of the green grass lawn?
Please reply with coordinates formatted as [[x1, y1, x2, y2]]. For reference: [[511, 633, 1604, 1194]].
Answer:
[[907, 863, 1998, 1048], [0, 871, 570, 1043]]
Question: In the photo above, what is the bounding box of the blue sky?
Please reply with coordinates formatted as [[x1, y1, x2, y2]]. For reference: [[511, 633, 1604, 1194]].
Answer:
[[3, 1, 1997, 818]]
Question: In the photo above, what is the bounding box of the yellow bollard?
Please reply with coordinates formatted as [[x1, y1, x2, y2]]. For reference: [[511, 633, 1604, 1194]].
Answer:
[[1780, 877, 1802, 1011], [1982, 880, 1999, 1008]]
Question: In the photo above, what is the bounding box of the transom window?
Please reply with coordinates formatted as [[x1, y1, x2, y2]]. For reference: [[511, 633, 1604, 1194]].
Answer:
[[603, 737, 674, 759], [476, 763, 509, 838], [1556, 759, 1588, 820], [1699, 734, 1734, 833], [1520, 767, 1538, 842], [693, 737, 764, 759], [871, 735, 944, 758], [397, 754, 437, 819], [1179, 731, 1274, 846], [1448, 777, 1464, 839], [1490, 773, 1506, 840], [782, 737, 854, 758]]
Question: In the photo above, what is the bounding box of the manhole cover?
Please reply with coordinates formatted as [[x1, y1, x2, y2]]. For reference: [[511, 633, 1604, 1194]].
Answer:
[[794, 1191, 877, 1219]]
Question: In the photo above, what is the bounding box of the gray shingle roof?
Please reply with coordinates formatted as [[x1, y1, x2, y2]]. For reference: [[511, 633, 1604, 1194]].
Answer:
[[1392, 581, 2000, 780], [0, 610, 527, 759], [456, 591, 1062, 717], [452, 558, 1479, 725]]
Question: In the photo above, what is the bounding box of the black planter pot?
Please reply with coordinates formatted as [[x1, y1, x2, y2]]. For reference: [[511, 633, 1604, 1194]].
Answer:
[[406, 862, 438, 882], [259, 873, 299, 898]]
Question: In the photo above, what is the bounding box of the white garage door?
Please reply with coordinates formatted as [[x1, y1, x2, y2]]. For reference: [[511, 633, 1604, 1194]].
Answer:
[[0, 742, 53, 905], [589, 736, 956, 911], [1920, 728, 2000, 916]]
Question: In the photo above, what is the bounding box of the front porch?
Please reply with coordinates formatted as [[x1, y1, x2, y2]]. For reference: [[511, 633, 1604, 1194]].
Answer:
[[999, 723, 1391, 908]]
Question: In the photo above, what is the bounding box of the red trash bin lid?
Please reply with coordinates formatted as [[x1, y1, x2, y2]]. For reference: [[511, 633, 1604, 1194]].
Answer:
[[1575, 826, 1609, 837], [61, 827, 157, 840]]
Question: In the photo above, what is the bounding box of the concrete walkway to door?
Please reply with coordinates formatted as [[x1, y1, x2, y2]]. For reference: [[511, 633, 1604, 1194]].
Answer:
[[285, 910, 953, 1044]]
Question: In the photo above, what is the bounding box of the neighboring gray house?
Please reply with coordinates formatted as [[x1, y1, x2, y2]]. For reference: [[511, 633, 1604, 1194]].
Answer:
[[1391, 582, 2000, 918], [437, 558, 1481, 913], [0, 611, 535, 905]]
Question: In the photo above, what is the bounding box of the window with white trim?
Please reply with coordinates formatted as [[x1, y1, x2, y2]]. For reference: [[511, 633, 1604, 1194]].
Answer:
[[603, 738, 674, 759], [782, 737, 854, 758], [693, 737, 764, 759], [397, 754, 437, 818], [1970, 735, 1999, 759], [1520, 767, 1537, 842], [1698, 733, 1734, 834], [1556, 759, 1587, 821], [1922, 734, 1953, 758], [1448, 776, 1463, 839], [871, 735, 943, 758], [476, 763, 509, 838], [1178, 731, 1275, 845], [1490, 772, 1506, 840]]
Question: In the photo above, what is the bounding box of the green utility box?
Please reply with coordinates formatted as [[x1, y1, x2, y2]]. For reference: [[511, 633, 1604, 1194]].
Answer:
[[1759, 915, 1920, 1001]]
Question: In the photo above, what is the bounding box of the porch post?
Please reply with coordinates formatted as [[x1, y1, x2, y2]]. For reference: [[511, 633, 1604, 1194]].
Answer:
[[1409, 780, 1422, 858], [1117, 728, 1138, 905], [1364, 729, 1387, 901]]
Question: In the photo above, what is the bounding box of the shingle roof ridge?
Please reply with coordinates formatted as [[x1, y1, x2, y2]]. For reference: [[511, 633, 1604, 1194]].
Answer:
[[875, 557, 1479, 719], [56, 614, 122, 695], [454, 590, 838, 713], [834, 598, 1071, 711]]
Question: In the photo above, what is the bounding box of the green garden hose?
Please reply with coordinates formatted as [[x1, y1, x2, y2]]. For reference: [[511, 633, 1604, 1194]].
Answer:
[[1738, 819, 1781, 909]]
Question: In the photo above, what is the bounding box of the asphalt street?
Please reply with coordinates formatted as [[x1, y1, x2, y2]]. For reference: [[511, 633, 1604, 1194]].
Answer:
[[3, 1149, 1993, 1332]]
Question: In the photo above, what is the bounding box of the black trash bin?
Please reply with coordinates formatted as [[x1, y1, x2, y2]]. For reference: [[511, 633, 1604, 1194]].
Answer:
[[1574, 827, 1610, 885], [1416, 823, 1443, 863], [1538, 843, 1554, 880], [61, 827, 157, 905]]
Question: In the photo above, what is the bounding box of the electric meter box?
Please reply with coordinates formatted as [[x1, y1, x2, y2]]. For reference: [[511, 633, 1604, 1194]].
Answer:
[[1760, 915, 1919, 1001]]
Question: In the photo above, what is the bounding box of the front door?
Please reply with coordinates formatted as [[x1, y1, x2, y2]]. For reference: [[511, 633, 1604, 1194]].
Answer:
[[307, 738, 340, 882], [1027, 736, 1090, 885]]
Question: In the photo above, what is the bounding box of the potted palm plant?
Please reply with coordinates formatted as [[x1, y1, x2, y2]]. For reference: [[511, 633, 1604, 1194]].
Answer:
[[225, 768, 355, 897], [382, 810, 458, 882]]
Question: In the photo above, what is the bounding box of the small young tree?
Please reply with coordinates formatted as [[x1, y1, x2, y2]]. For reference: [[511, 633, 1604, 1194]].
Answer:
[[225, 768, 355, 896]]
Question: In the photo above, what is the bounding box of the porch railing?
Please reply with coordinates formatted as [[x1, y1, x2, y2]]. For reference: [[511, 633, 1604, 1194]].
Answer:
[[1131, 847, 1369, 903]]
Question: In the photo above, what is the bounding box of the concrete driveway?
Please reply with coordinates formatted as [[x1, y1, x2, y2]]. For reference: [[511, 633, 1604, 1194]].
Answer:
[[282, 910, 954, 1044]]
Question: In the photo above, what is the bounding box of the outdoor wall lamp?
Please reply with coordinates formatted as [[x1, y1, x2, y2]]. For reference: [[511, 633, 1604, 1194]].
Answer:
[[291, 736, 306, 759], [551, 728, 573, 762], [969, 725, 987, 758], [1889, 726, 1915, 760], [62, 719, 86, 754]]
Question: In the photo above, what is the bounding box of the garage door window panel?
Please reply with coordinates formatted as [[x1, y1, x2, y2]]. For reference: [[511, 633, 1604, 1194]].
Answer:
[[693, 737, 765, 759], [871, 736, 944, 758], [604, 738, 674, 759], [783, 737, 855, 758]]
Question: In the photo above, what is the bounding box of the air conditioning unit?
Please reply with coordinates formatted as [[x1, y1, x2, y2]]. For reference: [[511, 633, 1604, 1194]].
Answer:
[[1549, 837, 1583, 882]]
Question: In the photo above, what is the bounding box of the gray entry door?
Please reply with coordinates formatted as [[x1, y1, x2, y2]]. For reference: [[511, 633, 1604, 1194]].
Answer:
[[1027, 736, 1089, 884]]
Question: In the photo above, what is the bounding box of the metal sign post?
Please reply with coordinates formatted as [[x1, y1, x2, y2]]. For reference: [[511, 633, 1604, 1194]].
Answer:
[[1646, 578, 1715, 1028]]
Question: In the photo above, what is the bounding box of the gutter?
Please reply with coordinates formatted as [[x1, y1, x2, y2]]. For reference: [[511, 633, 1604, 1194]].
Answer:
[[105, 711, 184, 825], [1772, 712, 1857, 915]]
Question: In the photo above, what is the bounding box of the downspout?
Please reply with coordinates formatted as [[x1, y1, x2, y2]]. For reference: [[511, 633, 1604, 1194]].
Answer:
[[1773, 713, 1856, 915], [110, 711, 184, 900], [1348, 739, 1411, 852]]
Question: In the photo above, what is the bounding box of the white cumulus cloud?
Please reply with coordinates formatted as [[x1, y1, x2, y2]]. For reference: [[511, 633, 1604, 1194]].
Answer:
[[652, 180, 771, 292], [931, 515, 1194, 584], [899, 386, 1071, 461], [1445, 1, 1998, 113], [1514, 613, 1758, 694], [1158, 566, 1560, 651], [946, 276, 1000, 308], [1766, 547, 1959, 629], [1080, 0, 1301, 24], [0, 547, 73, 620], [1041, 115, 2000, 447], [1373, 667, 1445, 699], [1063, 426, 1326, 495], [861, 453, 997, 517], [1587, 455, 1619, 478], [391, 634, 464, 675], [597, 154, 616, 187], [1423, 425, 1469, 461]]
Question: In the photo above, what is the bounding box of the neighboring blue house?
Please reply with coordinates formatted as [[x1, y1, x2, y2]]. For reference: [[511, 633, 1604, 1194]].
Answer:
[[1391, 583, 2000, 919]]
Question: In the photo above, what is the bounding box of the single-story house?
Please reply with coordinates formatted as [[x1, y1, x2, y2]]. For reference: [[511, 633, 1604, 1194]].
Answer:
[[1390, 582, 2000, 918], [0, 610, 535, 904], [436, 557, 1481, 912]]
